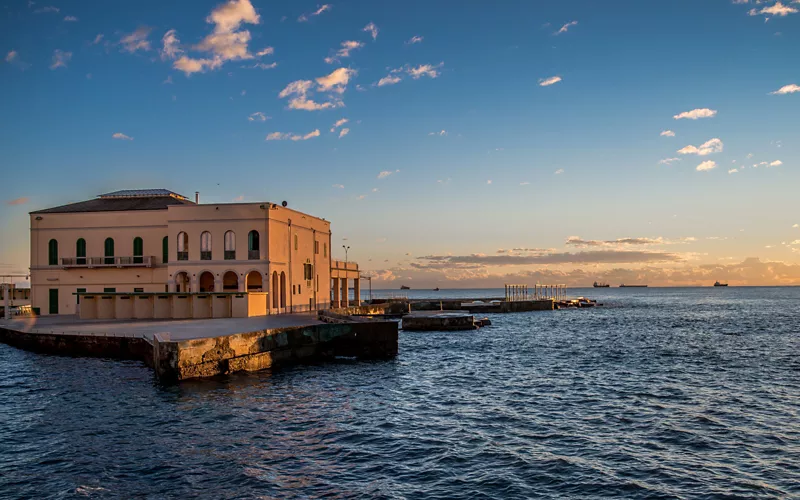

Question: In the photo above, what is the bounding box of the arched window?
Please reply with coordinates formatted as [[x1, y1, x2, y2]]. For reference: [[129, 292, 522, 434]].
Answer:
[[177, 232, 188, 261], [224, 231, 235, 260], [248, 230, 259, 260], [76, 238, 86, 265], [133, 237, 143, 264], [162, 236, 168, 264], [104, 238, 114, 265], [48, 239, 58, 266], [200, 231, 212, 260]]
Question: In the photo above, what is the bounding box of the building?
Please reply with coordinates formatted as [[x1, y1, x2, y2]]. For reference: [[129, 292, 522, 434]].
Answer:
[[29, 189, 357, 316]]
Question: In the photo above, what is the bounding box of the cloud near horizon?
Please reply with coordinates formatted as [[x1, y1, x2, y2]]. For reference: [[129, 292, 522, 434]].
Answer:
[[673, 108, 717, 120]]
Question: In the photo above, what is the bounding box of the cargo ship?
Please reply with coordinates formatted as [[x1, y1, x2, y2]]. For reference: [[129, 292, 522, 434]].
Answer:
[[400, 285, 410, 290], [713, 281, 728, 287], [619, 284, 648, 288], [593, 282, 610, 288]]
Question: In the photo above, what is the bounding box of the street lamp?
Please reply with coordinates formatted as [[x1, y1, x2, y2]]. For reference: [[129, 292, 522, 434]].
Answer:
[[342, 245, 350, 264]]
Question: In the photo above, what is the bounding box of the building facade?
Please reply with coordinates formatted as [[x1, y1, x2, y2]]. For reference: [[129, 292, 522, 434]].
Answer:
[[29, 189, 342, 315]]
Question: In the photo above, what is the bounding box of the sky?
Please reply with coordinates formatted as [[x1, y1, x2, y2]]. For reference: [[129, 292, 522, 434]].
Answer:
[[2, 0, 800, 287]]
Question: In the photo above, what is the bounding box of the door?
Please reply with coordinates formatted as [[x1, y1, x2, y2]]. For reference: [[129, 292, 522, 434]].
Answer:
[[49, 289, 59, 315]]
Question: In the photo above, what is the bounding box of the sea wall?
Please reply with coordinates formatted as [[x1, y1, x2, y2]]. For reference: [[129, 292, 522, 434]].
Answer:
[[0, 326, 152, 363]]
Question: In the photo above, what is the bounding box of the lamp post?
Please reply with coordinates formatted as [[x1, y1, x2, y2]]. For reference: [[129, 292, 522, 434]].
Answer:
[[342, 245, 350, 265]]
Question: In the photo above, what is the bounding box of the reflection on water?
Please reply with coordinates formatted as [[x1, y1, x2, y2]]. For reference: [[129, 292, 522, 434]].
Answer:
[[1, 287, 799, 498]]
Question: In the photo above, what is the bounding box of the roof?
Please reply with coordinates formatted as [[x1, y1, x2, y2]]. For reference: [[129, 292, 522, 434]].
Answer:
[[31, 189, 195, 214]]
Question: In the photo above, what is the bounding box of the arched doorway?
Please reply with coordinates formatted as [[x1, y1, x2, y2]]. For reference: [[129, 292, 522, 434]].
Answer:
[[280, 271, 287, 311], [223, 271, 239, 291], [174, 272, 190, 293], [272, 271, 279, 308], [246, 271, 262, 292], [198, 271, 215, 293]]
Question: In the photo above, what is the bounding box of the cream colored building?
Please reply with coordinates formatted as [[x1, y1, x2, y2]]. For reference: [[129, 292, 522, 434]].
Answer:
[[29, 189, 354, 316]]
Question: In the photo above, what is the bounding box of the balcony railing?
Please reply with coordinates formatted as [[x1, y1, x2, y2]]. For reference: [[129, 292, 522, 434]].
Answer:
[[177, 252, 188, 261], [248, 250, 260, 260], [60, 256, 154, 268], [224, 250, 236, 260], [200, 251, 212, 261]]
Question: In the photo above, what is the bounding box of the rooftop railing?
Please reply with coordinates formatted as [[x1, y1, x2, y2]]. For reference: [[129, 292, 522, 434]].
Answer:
[[60, 256, 154, 268]]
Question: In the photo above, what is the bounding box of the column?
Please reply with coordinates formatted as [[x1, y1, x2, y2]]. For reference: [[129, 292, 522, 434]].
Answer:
[[341, 277, 348, 308], [354, 278, 361, 307], [332, 277, 340, 308]]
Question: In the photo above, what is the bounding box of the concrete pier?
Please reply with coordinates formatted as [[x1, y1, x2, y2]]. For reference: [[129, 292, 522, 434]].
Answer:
[[0, 314, 398, 383], [402, 312, 477, 331]]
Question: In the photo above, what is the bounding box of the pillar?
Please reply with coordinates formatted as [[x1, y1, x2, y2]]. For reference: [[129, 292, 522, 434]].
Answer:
[[332, 277, 340, 308], [354, 278, 361, 307], [341, 277, 348, 308]]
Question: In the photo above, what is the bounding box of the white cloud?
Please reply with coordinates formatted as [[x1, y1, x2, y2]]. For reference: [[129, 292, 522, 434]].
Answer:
[[92, 34, 104, 45], [728, 168, 738, 174], [539, 76, 562, 87], [487, 180, 492, 184], [406, 35, 423, 44], [246, 62, 278, 69], [769, 160, 783, 167], [673, 108, 717, 120], [356, 195, 367, 200], [555, 21, 578, 35], [64, 15, 77, 21], [554, 169, 565, 175], [332, 184, 344, 189], [793, 224, 799, 228], [377, 74, 402, 86], [326, 40, 364, 63], [770, 84, 800, 95], [372, 188, 379, 192], [659, 158, 681, 165], [33, 6, 59, 13], [363, 22, 379, 40], [278, 68, 355, 110], [378, 171, 394, 179], [160, 29, 182, 60], [255, 47, 274, 57], [330, 118, 348, 131], [660, 130, 676, 137], [749, 1, 798, 16], [265, 129, 321, 141], [408, 62, 443, 79], [120, 27, 152, 53], [172, 0, 261, 75], [50, 49, 71, 69], [696, 160, 717, 171], [316, 67, 356, 93], [298, 4, 331, 22], [428, 130, 447, 136], [339, 128, 350, 138], [248, 112, 268, 121], [112, 132, 133, 140], [678, 138, 723, 156], [5, 50, 17, 63]]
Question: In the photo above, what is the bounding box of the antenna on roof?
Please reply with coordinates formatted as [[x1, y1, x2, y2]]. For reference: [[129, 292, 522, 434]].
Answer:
[[195, 192, 199, 204]]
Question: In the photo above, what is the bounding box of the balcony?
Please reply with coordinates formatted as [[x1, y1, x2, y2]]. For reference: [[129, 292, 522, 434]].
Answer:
[[60, 256, 154, 268], [224, 250, 236, 260], [177, 252, 188, 261], [248, 250, 260, 260]]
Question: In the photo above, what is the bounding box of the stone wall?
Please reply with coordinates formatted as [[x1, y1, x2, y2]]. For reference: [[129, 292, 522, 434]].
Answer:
[[0, 326, 152, 363]]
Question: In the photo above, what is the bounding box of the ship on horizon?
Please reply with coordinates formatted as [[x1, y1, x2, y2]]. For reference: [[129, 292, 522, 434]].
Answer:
[[593, 282, 610, 288], [714, 281, 729, 287], [400, 285, 410, 290], [619, 284, 648, 288]]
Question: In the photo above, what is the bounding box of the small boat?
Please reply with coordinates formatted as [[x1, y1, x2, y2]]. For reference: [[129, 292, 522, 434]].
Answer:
[[433, 287, 440, 291], [713, 281, 728, 287], [593, 282, 610, 288], [619, 284, 648, 288], [400, 285, 410, 290]]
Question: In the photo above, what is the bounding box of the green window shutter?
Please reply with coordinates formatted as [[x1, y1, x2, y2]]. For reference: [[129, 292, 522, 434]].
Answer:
[[48, 239, 58, 266], [104, 238, 114, 264], [76, 238, 86, 258], [133, 237, 143, 264], [162, 236, 168, 264]]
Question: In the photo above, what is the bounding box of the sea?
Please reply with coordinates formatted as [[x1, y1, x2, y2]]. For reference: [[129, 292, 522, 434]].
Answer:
[[1, 287, 798, 499]]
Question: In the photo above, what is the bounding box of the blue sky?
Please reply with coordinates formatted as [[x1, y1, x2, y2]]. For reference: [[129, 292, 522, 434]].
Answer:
[[2, 0, 800, 286]]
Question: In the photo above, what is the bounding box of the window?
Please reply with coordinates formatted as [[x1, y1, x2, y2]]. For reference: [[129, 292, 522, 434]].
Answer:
[[248, 230, 259, 260], [323, 243, 327, 258], [76, 288, 86, 305], [134, 288, 144, 293], [162, 236, 168, 264], [104, 288, 116, 293], [224, 231, 235, 260], [133, 237, 143, 264], [315, 241, 319, 254], [177, 232, 188, 261], [200, 231, 212, 260], [48, 239, 58, 266], [303, 263, 313, 281], [104, 238, 114, 265], [294, 234, 298, 251], [76, 238, 86, 265]]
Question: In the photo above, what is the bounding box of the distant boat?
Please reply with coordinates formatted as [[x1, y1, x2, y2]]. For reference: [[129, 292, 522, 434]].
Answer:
[[400, 285, 410, 290], [433, 287, 440, 291], [619, 284, 648, 288], [593, 282, 610, 288], [713, 281, 728, 287]]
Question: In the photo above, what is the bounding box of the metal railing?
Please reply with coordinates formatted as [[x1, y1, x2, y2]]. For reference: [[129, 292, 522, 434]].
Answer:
[[177, 252, 188, 261], [200, 251, 212, 261], [60, 256, 154, 268], [224, 251, 236, 260], [248, 250, 260, 260]]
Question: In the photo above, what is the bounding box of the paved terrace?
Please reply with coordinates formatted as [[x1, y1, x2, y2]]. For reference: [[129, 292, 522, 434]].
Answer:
[[0, 314, 322, 342]]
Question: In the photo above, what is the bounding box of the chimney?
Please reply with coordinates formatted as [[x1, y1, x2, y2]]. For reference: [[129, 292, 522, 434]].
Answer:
[[195, 191, 199, 204]]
